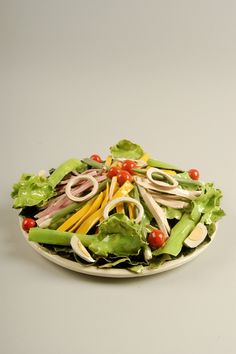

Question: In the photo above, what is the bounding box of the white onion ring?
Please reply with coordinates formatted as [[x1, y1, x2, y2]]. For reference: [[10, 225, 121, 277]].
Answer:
[[146, 167, 178, 190], [103, 197, 144, 223], [65, 175, 99, 202]]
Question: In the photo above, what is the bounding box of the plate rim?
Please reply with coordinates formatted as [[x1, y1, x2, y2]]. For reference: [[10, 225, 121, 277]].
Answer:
[[19, 217, 217, 278]]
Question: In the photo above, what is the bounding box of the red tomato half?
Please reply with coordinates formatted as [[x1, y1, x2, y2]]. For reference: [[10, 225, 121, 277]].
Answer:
[[188, 168, 200, 180], [122, 160, 137, 175], [117, 170, 133, 185], [108, 166, 122, 179], [147, 229, 165, 249], [22, 218, 37, 232], [90, 154, 102, 163]]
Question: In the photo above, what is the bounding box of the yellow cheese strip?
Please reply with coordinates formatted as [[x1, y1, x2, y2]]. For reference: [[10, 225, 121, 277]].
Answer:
[[162, 169, 176, 175], [57, 198, 95, 231], [78, 184, 110, 233], [99, 183, 110, 223], [77, 181, 134, 234], [77, 192, 109, 234], [114, 180, 134, 214], [112, 181, 134, 199], [101, 183, 109, 208], [76, 208, 104, 234], [140, 153, 150, 162], [69, 191, 104, 232], [105, 155, 112, 167], [128, 203, 135, 219], [116, 203, 125, 214]]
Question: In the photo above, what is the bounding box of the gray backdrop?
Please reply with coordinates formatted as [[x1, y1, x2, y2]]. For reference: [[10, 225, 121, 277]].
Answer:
[[1, 1, 235, 354]]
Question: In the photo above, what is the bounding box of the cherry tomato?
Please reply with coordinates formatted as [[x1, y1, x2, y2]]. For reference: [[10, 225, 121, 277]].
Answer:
[[108, 166, 122, 179], [117, 170, 133, 185], [122, 160, 137, 175], [90, 154, 102, 163], [188, 168, 200, 180], [22, 218, 37, 232], [147, 229, 165, 249]]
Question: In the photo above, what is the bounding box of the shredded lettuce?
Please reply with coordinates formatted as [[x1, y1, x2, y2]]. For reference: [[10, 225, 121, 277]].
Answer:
[[110, 139, 144, 159]]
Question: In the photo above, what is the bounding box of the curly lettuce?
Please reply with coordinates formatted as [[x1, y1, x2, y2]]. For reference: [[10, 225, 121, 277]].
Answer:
[[11, 174, 55, 208], [11, 159, 83, 209], [110, 139, 144, 159]]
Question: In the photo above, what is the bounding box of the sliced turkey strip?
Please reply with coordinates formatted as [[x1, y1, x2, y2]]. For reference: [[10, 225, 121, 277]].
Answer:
[[150, 193, 189, 209], [137, 185, 170, 238], [148, 190, 188, 201], [135, 176, 201, 200]]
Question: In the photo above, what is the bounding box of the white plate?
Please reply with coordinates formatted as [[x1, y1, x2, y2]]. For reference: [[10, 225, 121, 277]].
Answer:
[[19, 218, 217, 278]]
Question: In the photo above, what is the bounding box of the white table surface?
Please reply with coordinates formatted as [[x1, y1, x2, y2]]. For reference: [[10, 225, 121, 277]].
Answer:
[[1, 1, 235, 354]]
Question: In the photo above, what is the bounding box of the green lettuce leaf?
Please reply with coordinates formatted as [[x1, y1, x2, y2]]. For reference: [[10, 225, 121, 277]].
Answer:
[[11, 158, 84, 209], [190, 183, 225, 222], [88, 214, 146, 257], [98, 258, 129, 268], [206, 223, 217, 236], [11, 174, 55, 208], [148, 254, 172, 269], [164, 207, 183, 220], [110, 139, 144, 159], [200, 208, 225, 225]]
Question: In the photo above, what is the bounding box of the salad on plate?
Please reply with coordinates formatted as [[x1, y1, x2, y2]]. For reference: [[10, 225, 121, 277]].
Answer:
[[11, 139, 225, 274]]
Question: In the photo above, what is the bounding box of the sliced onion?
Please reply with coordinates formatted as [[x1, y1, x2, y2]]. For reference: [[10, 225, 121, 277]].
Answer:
[[146, 167, 178, 190], [103, 197, 144, 223], [65, 175, 99, 202]]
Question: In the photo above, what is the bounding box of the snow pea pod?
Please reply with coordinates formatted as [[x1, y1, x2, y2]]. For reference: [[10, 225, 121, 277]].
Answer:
[[48, 159, 83, 188], [147, 158, 183, 172]]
